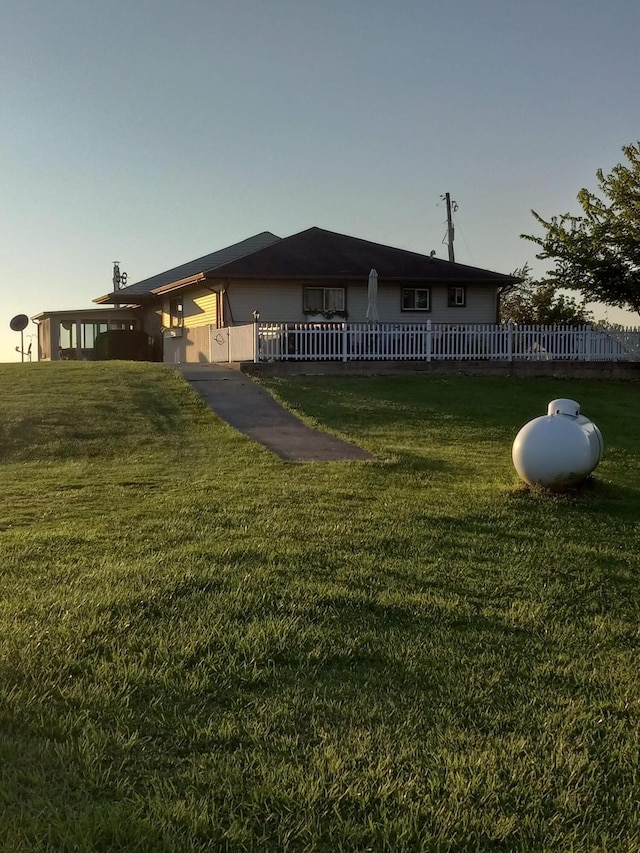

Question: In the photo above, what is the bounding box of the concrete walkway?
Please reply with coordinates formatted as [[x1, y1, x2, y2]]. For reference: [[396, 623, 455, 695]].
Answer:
[[168, 364, 373, 462]]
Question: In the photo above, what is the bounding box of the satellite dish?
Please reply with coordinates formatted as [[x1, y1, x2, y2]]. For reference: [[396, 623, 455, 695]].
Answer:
[[10, 314, 29, 332]]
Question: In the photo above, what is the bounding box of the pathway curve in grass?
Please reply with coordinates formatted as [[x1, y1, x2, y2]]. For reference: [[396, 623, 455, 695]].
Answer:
[[168, 364, 373, 462]]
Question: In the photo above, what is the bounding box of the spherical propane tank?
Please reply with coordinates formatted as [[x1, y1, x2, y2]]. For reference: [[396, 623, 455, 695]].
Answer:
[[512, 399, 603, 490]]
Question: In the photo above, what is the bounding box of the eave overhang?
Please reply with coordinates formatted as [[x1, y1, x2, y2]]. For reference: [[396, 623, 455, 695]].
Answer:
[[94, 267, 521, 307], [201, 272, 522, 285], [93, 272, 206, 305]]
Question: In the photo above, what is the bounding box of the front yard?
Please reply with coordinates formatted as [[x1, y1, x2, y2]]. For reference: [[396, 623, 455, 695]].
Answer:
[[1, 363, 638, 851]]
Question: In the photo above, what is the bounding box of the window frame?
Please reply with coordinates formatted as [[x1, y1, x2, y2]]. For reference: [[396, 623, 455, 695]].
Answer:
[[448, 286, 466, 307], [401, 287, 431, 312], [169, 296, 184, 328], [303, 286, 346, 317]]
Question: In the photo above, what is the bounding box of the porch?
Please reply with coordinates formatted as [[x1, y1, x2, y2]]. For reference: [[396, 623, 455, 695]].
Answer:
[[32, 309, 141, 361]]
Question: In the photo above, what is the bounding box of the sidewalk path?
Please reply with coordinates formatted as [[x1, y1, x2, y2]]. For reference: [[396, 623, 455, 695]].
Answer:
[[168, 364, 373, 462]]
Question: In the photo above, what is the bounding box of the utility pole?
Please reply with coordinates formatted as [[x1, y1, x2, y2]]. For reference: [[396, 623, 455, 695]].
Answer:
[[444, 192, 457, 262]]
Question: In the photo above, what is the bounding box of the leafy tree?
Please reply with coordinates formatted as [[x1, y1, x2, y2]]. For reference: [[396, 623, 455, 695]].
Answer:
[[500, 265, 593, 325], [522, 141, 640, 315]]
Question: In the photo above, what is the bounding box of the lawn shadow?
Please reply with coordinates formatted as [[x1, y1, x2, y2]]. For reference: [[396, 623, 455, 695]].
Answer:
[[377, 449, 462, 474], [509, 476, 640, 523], [130, 381, 192, 435]]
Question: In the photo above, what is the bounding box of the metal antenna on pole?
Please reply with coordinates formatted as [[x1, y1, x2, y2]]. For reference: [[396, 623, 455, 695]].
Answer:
[[112, 261, 128, 289]]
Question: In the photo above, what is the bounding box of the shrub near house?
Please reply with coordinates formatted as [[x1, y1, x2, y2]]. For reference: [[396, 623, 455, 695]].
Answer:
[[94, 329, 156, 361]]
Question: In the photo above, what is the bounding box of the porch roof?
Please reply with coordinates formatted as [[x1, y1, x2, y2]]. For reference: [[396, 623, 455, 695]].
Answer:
[[32, 308, 138, 322]]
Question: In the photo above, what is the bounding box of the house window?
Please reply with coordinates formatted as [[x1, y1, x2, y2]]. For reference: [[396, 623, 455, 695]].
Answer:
[[402, 288, 430, 311], [80, 322, 109, 350], [303, 287, 346, 316], [169, 296, 183, 328], [59, 320, 76, 350], [448, 286, 466, 307]]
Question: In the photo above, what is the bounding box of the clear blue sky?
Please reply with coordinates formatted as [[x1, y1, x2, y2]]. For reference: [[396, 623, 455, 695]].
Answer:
[[2, 0, 639, 361]]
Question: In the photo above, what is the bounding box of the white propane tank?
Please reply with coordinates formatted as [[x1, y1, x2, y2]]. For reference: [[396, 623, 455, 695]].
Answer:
[[512, 398, 603, 490]]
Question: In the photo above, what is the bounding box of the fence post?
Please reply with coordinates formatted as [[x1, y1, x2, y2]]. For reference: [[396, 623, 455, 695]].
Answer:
[[253, 315, 260, 363], [507, 321, 514, 361], [342, 322, 348, 362], [426, 320, 432, 362]]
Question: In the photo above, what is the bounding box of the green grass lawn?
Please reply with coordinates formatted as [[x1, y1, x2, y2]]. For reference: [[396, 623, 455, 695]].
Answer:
[[1, 362, 638, 852]]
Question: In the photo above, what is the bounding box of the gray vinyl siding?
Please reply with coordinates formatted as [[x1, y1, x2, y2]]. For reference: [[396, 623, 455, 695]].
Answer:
[[224, 280, 498, 325], [378, 284, 498, 324], [225, 281, 307, 323]]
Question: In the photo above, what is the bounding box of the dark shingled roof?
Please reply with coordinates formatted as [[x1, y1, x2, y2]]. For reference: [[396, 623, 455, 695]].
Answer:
[[205, 227, 519, 284], [95, 227, 518, 305], [94, 231, 281, 304]]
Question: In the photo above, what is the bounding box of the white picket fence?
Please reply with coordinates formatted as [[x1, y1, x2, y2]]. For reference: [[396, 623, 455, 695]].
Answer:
[[257, 322, 640, 363]]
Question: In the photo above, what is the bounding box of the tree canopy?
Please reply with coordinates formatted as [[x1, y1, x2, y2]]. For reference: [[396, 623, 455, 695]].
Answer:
[[522, 142, 640, 316], [499, 265, 593, 325]]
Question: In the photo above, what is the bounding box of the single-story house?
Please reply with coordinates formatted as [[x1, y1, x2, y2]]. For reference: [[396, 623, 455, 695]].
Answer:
[[96, 227, 520, 364], [35, 227, 519, 362]]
